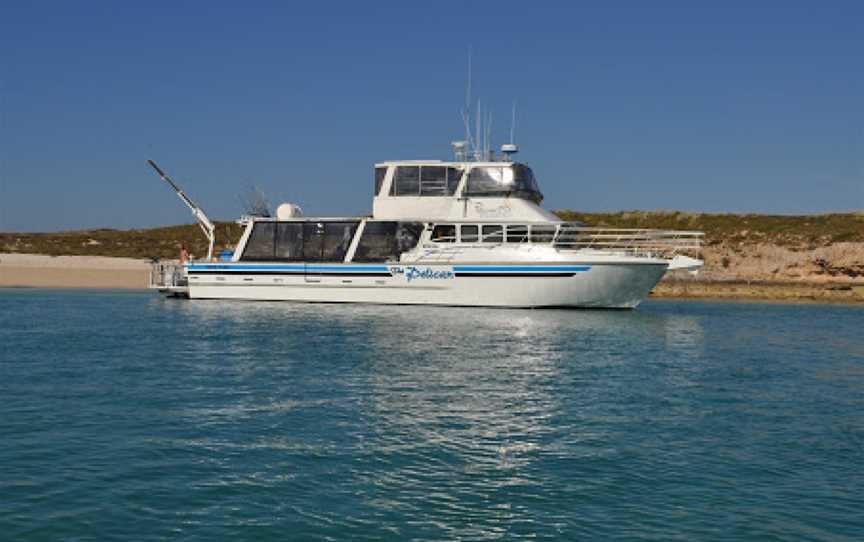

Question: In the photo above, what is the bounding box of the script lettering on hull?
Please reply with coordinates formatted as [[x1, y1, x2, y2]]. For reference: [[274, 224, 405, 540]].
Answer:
[[389, 266, 455, 282]]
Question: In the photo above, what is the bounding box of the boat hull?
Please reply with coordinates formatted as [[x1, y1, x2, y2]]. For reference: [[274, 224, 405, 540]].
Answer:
[[185, 262, 668, 308]]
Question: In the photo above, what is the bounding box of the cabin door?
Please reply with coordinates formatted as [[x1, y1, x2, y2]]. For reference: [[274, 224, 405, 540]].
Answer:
[[303, 222, 325, 283]]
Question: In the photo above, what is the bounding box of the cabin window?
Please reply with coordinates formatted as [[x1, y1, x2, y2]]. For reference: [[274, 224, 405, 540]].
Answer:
[[301, 223, 325, 260], [463, 164, 543, 203], [390, 166, 420, 196], [420, 166, 447, 196], [300, 222, 359, 261], [242, 221, 357, 261], [505, 225, 529, 243], [431, 224, 456, 243], [275, 223, 303, 260], [482, 225, 504, 243], [374, 167, 387, 196], [353, 221, 423, 262], [390, 166, 461, 196], [531, 225, 556, 243], [460, 225, 478, 243], [447, 168, 463, 193], [325, 222, 359, 261], [240, 222, 276, 260]]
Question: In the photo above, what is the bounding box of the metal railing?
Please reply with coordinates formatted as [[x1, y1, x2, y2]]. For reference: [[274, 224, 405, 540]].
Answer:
[[553, 224, 703, 255], [149, 261, 188, 290], [424, 222, 703, 257]]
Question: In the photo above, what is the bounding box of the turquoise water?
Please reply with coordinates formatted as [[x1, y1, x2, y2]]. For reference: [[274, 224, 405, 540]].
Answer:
[[1, 289, 863, 541]]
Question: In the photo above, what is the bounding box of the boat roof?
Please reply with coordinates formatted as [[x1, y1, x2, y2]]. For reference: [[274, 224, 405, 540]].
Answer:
[[374, 160, 516, 168], [240, 215, 565, 224]]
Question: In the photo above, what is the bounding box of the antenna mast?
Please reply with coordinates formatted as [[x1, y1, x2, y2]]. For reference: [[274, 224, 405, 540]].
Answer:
[[486, 110, 493, 160], [501, 100, 519, 161], [475, 99, 482, 161], [510, 100, 517, 145], [466, 45, 472, 143], [453, 47, 506, 162], [456, 46, 474, 161]]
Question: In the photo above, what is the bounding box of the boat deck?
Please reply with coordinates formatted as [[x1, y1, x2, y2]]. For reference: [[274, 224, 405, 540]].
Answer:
[[149, 262, 189, 297]]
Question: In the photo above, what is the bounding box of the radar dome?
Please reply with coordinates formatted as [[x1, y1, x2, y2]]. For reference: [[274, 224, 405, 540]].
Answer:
[[276, 203, 304, 219]]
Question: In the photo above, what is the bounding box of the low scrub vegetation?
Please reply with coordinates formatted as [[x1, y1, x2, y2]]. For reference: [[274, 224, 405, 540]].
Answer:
[[554, 210, 864, 247], [3, 211, 864, 259], [0, 223, 244, 259]]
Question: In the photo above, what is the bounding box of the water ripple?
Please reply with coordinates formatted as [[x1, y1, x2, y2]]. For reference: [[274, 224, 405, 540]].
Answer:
[[1, 291, 863, 540]]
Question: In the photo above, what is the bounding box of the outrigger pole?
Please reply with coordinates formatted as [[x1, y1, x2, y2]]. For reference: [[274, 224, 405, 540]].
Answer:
[[146, 159, 215, 261]]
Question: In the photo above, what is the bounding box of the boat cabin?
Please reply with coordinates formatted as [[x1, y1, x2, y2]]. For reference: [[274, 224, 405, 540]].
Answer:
[[372, 161, 560, 222], [233, 217, 583, 264], [229, 160, 570, 264]]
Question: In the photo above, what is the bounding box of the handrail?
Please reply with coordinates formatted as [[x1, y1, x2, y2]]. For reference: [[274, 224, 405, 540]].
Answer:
[[149, 262, 188, 290], [553, 224, 702, 255], [422, 222, 703, 256]]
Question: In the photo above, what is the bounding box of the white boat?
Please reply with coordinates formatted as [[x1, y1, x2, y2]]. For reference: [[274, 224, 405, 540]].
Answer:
[[147, 145, 703, 308]]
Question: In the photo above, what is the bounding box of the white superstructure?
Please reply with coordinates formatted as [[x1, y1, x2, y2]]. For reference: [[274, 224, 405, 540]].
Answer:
[[150, 153, 703, 308]]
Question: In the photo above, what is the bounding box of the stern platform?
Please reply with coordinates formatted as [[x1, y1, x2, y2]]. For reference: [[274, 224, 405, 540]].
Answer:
[[149, 262, 189, 298]]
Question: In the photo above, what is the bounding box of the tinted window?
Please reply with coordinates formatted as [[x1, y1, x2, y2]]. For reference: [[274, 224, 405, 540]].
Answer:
[[464, 164, 543, 203], [447, 168, 463, 194], [482, 225, 503, 243], [322, 222, 358, 261], [531, 225, 556, 243], [240, 222, 276, 260], [275, 223, 303, 260], [391, 166, 420, 196], [374, 167, 387, 196], [506, 225, 529, 243], [513, 164, 541, 194], [431, 224, 456, 243], [302, 223, 325, 260], [396, 222, 424, 253], [242, 221, 357, 262], [353, 221, 423, 262], [460, 225, 478, 242], [467, 167, 506, 193], [420, 166, 447, 196]]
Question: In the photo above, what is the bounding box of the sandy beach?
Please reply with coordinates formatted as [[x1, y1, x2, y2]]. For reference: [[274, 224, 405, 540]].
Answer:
[[0, 253, 153, 289]]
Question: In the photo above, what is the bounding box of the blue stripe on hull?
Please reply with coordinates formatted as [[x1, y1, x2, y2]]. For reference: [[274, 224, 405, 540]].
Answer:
[[188, 264, 390, 272], [453, 265, 591, 273], [188, 263, 592, 275]]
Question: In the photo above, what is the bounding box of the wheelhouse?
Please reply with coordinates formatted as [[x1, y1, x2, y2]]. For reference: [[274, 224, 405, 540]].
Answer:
[[374, 161, 543, 204], [371, 160, 557, 223]]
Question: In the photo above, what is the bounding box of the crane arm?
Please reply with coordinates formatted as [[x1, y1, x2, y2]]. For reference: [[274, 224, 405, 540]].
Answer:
[[146, 159, 216, 260]]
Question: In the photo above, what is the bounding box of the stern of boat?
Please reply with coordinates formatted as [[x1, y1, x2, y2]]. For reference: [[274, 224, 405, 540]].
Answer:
[[149, 261, 189, 297]]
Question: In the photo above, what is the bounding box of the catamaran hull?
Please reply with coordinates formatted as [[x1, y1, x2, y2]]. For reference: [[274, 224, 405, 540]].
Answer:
[[185, 262, 668, 308]]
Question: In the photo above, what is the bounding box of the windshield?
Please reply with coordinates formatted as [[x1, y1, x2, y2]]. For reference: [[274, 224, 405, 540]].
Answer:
[[463, 164, 543, 203]]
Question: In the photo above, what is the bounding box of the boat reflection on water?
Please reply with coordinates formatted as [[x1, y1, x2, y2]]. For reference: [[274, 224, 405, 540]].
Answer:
[[154, 297, 706, 537]]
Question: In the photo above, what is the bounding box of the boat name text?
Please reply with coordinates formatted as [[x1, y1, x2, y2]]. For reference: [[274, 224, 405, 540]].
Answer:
[[389, 266, 455, 282]]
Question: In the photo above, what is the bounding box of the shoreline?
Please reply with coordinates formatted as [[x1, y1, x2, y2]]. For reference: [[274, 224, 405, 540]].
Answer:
[[0, 253, 151, 290], [3, 253, 864, 304], [651, 278, 864, 304]]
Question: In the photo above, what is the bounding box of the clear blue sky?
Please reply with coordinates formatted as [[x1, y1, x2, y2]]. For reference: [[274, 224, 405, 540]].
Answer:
[[1, 1, 863, 231]]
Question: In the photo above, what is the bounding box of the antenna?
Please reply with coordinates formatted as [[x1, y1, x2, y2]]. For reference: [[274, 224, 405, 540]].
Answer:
[[475, 98, 482, 161], [485, 110, 493, 160], [458, 46, 474, 158], [501, 99, 519, 161], [510, 100, 517, 145], [454, 46, 507, 162], [465, 46, 472, 122]]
